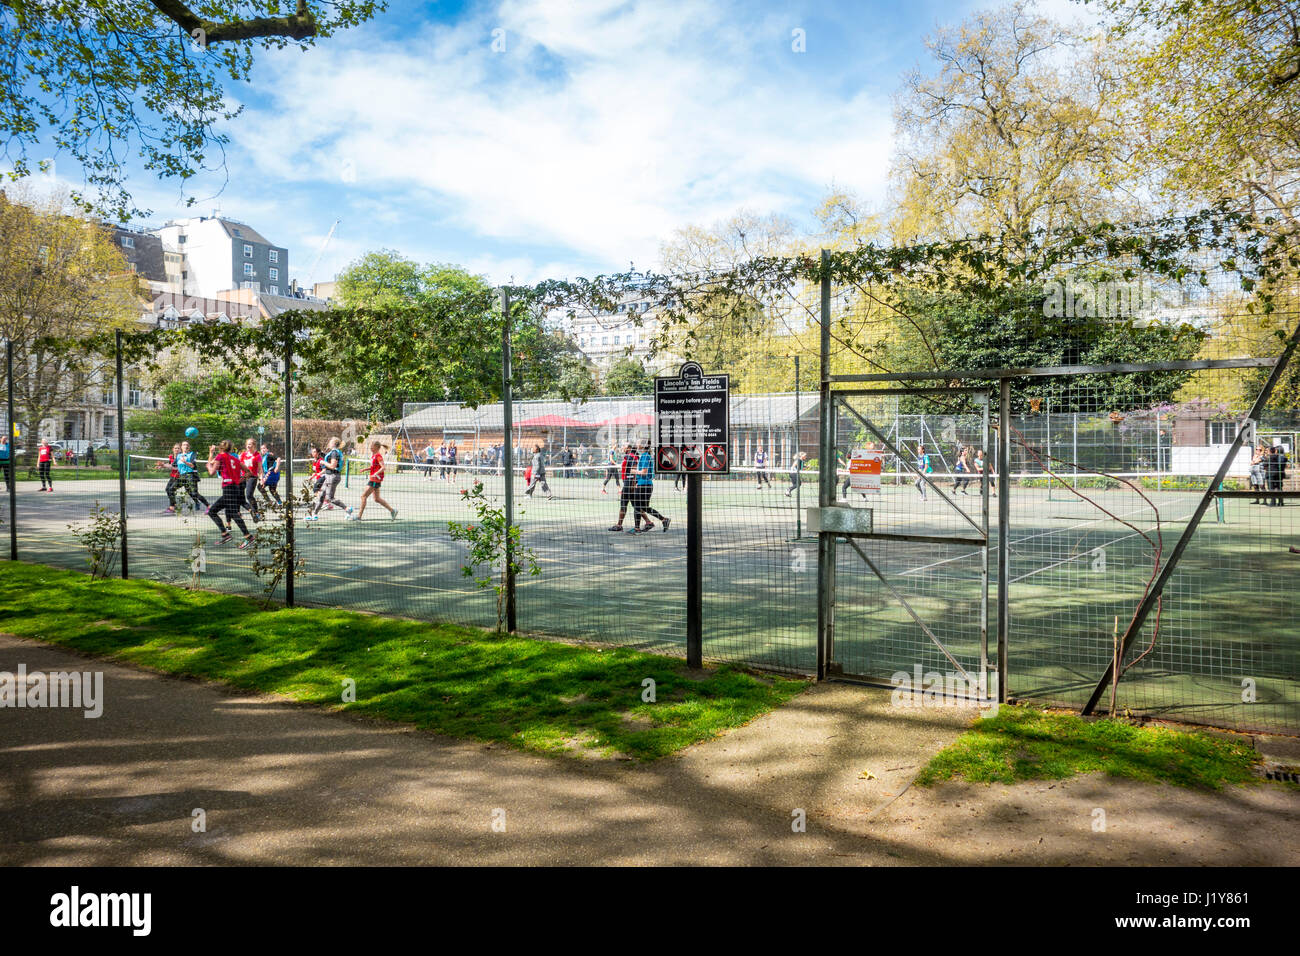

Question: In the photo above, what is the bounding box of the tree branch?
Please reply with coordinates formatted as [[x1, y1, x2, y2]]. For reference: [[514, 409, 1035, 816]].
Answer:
[[146, 0, 318, 44]]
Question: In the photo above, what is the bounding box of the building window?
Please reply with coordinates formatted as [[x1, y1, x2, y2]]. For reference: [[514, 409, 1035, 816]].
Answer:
[[120, 236, 134, 248], [128, 382, 142, 407], [178, 234, 186, 244], [102, 389, 115, 406], [269, 250, 279, 263], [269, 268, 278, 281], [243, 263, 255, 276], [244, 243, 253, 258], [103, 415, 115, 438], [268, 285, 279, 295], [1207, 421, 1236, 444], [232, 228, 241, 237]]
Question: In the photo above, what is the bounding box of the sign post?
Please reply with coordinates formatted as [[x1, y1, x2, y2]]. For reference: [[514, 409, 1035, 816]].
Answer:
[[655, 361, 730, 669]]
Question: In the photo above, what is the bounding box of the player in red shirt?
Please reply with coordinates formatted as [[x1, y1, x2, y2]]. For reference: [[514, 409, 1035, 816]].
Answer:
[[206, 440, 253, 546], [162, 442, 181, 513], [347, 440, 397, 520], [239, 438, 263, 522], [37, 440, 54, 491], [607, 442, 639, 531]]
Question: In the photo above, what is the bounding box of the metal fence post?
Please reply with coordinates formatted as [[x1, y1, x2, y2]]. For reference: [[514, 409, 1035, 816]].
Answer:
[[996, 378, 1010, 702], [283, 316, 295, 608], [116, 329, 128, 579], [815, 252, 835, 680], [794, 354, 802, 540], [6, 340, 15, 560], [501, 288, 517, 633]]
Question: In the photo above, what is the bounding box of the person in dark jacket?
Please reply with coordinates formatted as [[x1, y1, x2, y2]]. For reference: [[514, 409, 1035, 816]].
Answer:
[[1265, 445, 1288, 507]]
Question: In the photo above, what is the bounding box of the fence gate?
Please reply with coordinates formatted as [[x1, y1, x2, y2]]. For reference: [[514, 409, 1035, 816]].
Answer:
[[817, 388, 994, 700]]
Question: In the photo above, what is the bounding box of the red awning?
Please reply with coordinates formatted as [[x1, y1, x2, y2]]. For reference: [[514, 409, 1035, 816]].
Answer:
[[514, 414, 590, 428], [599, 412, 653, 426]]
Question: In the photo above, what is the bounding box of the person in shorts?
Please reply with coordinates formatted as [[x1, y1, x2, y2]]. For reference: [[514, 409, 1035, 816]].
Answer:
[[349, 441, 396, 520]]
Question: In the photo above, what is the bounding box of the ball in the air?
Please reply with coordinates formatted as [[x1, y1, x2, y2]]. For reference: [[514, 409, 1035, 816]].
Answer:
[[185, 426, 198, 438]]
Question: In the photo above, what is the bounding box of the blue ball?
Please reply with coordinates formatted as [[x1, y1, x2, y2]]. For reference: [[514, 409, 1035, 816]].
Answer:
[[185, 426, 198, 438]]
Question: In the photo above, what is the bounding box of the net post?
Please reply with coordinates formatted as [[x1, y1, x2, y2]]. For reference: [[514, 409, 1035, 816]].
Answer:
[[6, 340, 15, 560], [501, 287, 517, 634], [116, 329, 128, 580], [283, 314, 295, 609]]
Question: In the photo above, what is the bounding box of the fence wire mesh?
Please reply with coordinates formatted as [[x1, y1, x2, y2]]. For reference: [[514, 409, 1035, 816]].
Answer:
[[5, 211, 1299, 735]]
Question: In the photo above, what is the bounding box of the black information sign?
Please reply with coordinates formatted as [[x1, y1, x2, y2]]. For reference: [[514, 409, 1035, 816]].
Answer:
[[654, 361, 730, 474]]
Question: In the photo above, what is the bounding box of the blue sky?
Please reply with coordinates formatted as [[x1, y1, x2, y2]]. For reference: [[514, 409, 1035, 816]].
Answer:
[[37, 0, 1089, 286]]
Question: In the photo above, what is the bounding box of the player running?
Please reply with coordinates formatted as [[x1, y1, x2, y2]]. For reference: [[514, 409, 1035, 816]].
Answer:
[[206, 441, 253, 547], [307, 437, 354, 521], [348, 440, 396, 520], [629, 440, 669, 533], [239, 438, 263, 522]]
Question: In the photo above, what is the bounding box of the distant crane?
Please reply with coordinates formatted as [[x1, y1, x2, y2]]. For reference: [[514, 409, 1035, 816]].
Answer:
[[305, 218, 340, 293]]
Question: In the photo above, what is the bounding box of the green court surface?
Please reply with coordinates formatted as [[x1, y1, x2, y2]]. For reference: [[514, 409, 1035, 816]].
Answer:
[[10, 466, 1299, 734]]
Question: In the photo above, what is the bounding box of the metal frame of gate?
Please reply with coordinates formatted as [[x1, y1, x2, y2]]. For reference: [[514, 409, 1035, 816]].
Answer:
[[818, 387, 993, 698], [811, 246, 1300, 712]]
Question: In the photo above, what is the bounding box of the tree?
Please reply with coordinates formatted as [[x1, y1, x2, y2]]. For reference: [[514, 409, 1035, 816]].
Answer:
[[0, 188, 139, 443], [0, 0, 384, 219], [311, 251, 591, 421], [1096, 0, 1300, 226], [890, 2, 1136, 243], [658, 210, 799, 391], [603, 357, 653, 396], [883, 285, 1206, 412], [126, 369, 278, 451]]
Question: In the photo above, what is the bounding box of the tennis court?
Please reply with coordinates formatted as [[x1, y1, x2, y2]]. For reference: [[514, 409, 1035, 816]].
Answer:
[[13, 455, 1298, 734]]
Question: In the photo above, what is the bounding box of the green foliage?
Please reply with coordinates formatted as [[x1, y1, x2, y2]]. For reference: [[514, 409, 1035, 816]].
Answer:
[[887, 286, 1206, 411], [603, 357, 654, 396], [917, 704, 1264, 789], [66, 501, 121, 579], [0, 0, 384, 219], [126, 370, 279, 451], [447, 480, 540, 632]]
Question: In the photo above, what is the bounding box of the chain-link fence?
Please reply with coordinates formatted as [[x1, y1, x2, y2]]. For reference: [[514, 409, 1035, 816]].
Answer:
[[5, 211, 1299, 735]]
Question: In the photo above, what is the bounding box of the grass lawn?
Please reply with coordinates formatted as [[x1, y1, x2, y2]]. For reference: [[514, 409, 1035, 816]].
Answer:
[[916, 704, 1268, 790], [0, 561, 807, 760]]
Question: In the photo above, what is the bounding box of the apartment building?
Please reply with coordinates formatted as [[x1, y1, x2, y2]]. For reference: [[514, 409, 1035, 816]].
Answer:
[[155, 216, 290, 299]]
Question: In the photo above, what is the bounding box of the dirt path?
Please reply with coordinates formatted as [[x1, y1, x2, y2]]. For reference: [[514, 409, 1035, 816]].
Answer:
[[1, 634, 1295, 865]]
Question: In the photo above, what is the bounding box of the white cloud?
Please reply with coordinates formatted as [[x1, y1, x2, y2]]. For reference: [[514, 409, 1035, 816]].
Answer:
[[227, 0, 895, 278]]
